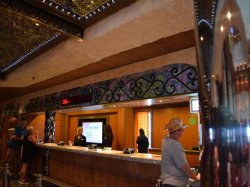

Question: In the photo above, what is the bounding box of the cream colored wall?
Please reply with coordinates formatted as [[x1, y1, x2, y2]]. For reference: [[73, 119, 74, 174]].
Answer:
[[0, 47, 197, 112]]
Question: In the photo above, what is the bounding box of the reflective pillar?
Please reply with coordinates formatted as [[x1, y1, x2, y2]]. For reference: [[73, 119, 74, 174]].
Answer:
[[194, 0, 250, 186]]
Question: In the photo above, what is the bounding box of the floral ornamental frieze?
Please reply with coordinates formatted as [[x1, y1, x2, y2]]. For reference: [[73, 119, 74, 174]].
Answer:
[[24, 64, 198, 113]]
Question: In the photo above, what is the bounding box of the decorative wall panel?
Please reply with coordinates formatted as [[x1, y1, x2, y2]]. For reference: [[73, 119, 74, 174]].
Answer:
[[24, 64, 198, 113]]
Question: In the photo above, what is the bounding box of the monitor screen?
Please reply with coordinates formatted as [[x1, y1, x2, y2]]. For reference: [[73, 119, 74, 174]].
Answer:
[[79, 118, 106, 144], [190, 98, 199, 113]]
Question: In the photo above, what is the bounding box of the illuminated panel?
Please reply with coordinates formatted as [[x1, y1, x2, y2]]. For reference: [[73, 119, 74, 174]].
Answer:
[[190, 97, 199, 113], [61, 95, 93, 106]]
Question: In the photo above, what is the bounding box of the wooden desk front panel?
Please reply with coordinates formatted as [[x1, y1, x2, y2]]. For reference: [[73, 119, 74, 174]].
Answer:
[[49, 150, 160, 187]]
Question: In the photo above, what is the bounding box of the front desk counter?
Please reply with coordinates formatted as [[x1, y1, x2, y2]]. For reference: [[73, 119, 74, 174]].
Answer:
[[33, 143, 161, 187]]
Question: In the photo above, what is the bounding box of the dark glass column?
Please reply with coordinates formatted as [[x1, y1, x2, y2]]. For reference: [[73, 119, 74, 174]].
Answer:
[[42, 111, 56, 175], [194, 0, 250, 187]]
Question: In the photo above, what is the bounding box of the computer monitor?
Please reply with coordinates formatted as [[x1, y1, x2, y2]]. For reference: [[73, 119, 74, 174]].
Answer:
[[78, 118, 106, 145], [190, 98, 199, 113]]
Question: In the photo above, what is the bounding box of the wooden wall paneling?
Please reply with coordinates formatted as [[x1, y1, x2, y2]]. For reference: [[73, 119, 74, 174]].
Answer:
[[55, 119, 62, 143], [108, 113, 118, 150], [26, 114, 45, 141], [117, 108, 125, 150], [134, 112, 139, 151], [54, 113, 66, 143], [151, 108, 169, 148], [68, 117, 78, 144], [62, 114, 69, 142], [26, 113, 66, 143], [31, 146, 43, 174], [178, 114, 199, 150], [48, 149, 160, 187], [0, 117, 10, 159], [151, 106, 199, 150], [185, 152, 200, 167], [124, 108, 134, 148]]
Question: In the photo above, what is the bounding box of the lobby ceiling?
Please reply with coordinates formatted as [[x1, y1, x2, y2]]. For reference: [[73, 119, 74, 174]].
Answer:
[[0, 0, 134, 77], [0, 0, 196, 102]]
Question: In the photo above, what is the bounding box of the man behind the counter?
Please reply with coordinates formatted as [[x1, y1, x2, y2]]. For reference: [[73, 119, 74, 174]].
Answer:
[[6, 117, 28, 177]]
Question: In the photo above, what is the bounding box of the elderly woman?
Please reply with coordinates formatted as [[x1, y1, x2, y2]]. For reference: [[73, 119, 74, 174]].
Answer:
[[73, 127, 86, 146], [19, 125, 37, 185], [161, 118, 200, 187]]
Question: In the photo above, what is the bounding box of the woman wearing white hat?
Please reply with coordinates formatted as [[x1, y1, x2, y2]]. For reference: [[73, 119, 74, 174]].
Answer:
[[161, 118, 200, 187]]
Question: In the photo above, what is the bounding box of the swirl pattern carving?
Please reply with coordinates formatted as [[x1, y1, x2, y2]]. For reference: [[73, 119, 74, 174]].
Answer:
[[24, 64, 198, 113]]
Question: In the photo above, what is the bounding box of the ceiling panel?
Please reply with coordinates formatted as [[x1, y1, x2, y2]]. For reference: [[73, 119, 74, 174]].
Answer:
[[0, 5, 64, 77]]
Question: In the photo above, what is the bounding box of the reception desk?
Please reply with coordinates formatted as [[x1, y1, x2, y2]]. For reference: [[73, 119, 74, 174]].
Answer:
[[33, 143, 161, 187], [148, 148, 200, 167]]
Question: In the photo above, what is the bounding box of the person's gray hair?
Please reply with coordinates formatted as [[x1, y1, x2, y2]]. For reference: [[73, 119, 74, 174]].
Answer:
[[26, 125, 34, 134]]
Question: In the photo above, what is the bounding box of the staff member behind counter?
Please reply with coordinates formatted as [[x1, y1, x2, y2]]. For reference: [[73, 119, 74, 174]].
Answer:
[[103, 124, 113, 148], [161, 118, 200, 187], [73, 127, 86, 147]]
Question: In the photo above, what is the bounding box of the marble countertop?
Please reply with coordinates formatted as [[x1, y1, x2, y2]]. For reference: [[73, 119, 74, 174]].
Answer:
[[148, 148, 200, 154], [36, 143, 161, 165]]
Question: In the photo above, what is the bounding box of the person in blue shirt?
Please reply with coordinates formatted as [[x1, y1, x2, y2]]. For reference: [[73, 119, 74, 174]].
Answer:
[[6, 117, 28, 177]]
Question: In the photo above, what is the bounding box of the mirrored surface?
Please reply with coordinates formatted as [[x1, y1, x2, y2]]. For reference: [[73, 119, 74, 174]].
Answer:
[[212, 25, 249, 187]]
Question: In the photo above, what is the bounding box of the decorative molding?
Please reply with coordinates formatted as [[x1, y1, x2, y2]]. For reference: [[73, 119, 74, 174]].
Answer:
[[24, 64, 198, 113]]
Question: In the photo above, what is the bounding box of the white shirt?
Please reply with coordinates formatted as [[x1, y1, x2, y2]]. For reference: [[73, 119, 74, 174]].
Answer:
[[161, 136, 188, 187]]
